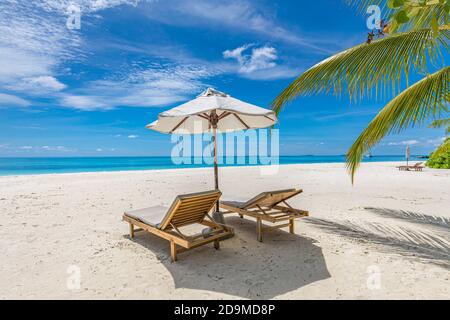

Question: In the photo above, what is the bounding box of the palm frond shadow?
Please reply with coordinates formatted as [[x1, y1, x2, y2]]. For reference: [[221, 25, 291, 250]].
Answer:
[[305, 218, 450, 268], [364, 207, 450, 230]]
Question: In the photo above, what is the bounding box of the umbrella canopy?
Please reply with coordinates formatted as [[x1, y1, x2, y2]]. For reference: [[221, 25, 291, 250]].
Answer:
[[147, 88, 277, 134], [146, 88, 278, 214]]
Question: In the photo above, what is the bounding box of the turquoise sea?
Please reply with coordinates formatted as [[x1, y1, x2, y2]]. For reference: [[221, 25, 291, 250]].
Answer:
[[0, 156, 421, 176]]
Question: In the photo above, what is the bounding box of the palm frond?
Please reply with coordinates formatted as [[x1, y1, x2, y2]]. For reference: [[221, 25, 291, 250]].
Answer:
[[272, 28, 449, 114], [345, 0, 449, 32], [430, 118, 450, 133], [393, 1, 450, 33], [344, 0, 387, 14], [346, 66, 450, 183]]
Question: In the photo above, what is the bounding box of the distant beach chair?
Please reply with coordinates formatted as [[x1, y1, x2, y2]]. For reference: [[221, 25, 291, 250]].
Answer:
[[220, 189, 309, 242], [123, 190, 233, 262], [397, 162, 425, 172]]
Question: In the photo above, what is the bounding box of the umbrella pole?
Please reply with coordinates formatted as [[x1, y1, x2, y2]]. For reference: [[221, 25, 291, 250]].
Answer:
[[210, 110, 228, 227], [210, 110, 220, 213], [206, 124, 231, 239], [213, 126, 219, 211]]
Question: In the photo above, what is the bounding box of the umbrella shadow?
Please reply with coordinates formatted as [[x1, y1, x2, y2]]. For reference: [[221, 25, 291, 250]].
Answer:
[[129, 216, 330, 299]]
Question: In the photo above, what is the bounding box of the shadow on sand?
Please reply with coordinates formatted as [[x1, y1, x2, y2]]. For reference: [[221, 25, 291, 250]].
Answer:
[[129, 216, 330, 299], [305, 217, 450, 269], [364, 207, 450, 230]]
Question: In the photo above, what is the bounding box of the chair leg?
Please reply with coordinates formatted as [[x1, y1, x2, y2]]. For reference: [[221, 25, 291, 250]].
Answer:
[[129, 223, 134, 239], [170, 241, 177, 262], [289, 219, 295, 234], [257, 218, 263, 242], [214, 239, 220, 250]]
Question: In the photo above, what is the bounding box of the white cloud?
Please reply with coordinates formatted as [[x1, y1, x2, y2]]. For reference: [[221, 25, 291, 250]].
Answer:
[[61, 95, 110, 111], [36, 0, 148, 13], [0, 93, 31, 107], [41, 145, 76, 152], [96, 148, 103, 152], [147, 0, 333, 54], [6, 76, 67, 94], [0, 1, 81, 102], [223, 44, 298, 80], [0, 2, 81, 59], [59, 63, 216, 110], [388, 140, 420, 146], [313, 110, 379, 121], [128, 135, 139, 139], [384, 137, 446, 148], [224, 44, 277, 73], [25, 76, 66, 91], [0, 0, 333, 112], [0, 1, 307, 112], [19, 146, 33, 150], [223, 44, 253, 65], [426, 137, 446, 147], [0, 48, 56, 84], [241, 65, 299, 80], [0, 1, 150, 106], [243, 46, 277, 73]]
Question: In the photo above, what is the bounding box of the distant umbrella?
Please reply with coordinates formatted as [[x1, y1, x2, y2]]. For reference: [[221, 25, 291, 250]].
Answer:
[[406, 146, 411, 167]]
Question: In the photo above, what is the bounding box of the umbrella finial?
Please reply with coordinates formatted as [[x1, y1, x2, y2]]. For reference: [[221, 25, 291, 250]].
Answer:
[[199, 88, 229, 98]]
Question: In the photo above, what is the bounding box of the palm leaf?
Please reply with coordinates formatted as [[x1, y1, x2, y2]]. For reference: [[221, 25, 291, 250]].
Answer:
[[345, 0, 449, 32], [346, 66, 450, 183], [393, 1, 450, 33], [430, 118, 450, 133], [272, 28, 449, 114], [345, 0, 387, 13]]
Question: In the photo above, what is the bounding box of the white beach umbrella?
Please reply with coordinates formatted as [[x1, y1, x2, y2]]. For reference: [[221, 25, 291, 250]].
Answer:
[[147, 88, 277, 134], [147, 88, 278, 213]]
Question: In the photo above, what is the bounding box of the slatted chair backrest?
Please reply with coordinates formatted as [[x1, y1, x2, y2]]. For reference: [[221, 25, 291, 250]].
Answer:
[[159, 190, 222, 230], [243, 189, 302, 209]]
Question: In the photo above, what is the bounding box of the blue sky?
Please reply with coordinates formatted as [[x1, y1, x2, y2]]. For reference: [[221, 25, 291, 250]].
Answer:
[[0, 0, 447, 157]]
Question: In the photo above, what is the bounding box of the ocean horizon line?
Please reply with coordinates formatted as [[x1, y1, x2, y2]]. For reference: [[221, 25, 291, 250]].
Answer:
[[0, 154, 425, 159], [0, 155, 423, 177]]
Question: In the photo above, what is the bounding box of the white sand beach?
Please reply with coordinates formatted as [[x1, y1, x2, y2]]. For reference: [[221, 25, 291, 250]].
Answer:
[[0, 162, 449, 300]]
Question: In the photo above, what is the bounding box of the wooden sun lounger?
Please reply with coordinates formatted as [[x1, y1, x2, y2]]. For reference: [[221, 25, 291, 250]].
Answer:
[[220, 189, 309, 242], [123, 190, 233, 262], [397, 162, 425, 171]]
